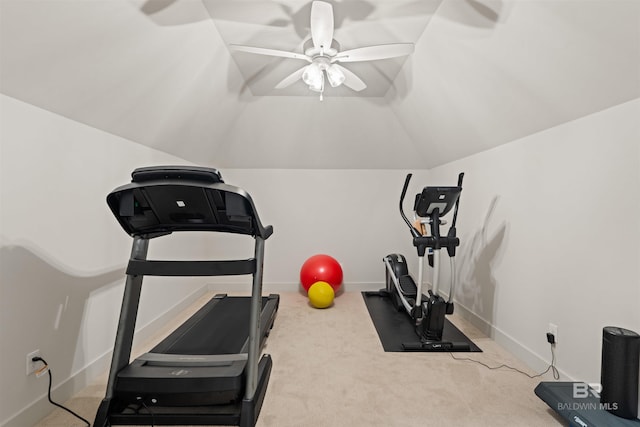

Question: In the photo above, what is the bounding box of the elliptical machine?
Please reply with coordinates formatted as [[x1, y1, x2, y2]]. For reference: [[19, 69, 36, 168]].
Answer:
[[383, 173, 469, 351]]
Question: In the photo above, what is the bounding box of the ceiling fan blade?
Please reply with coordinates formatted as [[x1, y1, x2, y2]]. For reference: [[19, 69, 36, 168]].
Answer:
[[140, 0, 177, 15], [310, 1, 334, 50], [333, 43, 415, 63], [229, 45, 311, 62], [333, 64, 367, 92], [275, 66, 307, 89]]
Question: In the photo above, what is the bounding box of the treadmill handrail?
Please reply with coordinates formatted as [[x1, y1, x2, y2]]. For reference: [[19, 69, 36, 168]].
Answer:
[[126, 259, 257, 277]]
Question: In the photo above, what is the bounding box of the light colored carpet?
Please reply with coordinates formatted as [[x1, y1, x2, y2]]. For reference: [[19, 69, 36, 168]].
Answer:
[[35, 291, 564, 427]]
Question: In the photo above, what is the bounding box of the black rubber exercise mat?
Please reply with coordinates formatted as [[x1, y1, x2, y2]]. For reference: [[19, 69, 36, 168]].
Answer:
[[362, 291, 482, 352]]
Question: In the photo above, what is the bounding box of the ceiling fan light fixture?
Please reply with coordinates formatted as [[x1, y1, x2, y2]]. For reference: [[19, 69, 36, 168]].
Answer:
[[302, 63, 323, 88], [308, 73, 324, 93], [326, 64, 345, 88]]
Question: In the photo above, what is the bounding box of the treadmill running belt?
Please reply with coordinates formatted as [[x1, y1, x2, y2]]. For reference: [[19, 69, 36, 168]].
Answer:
[[152, 296, 266, 355]]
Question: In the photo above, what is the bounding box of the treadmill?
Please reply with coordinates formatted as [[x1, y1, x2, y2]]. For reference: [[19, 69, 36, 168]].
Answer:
[[93, 166, 279, 427]]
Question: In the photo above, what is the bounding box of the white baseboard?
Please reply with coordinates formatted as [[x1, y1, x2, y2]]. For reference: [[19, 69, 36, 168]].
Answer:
[[2, 286, 208, 427], [453, 300, 574, 381]]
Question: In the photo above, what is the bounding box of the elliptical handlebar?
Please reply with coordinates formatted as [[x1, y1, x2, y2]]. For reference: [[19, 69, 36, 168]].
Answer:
[[450, 172, 464, 230], [399, 174, 422, 239], [446, 172, 464, 257]]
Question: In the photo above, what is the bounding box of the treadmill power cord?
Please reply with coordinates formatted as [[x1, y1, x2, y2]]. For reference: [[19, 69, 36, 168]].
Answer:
[[137, 397, 156, 427], [449, 341, 560, 380], [31, 357, 91, 426]]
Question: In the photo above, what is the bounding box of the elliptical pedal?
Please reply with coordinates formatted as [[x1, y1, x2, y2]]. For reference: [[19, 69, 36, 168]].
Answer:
[[398, 275, 418, 298]]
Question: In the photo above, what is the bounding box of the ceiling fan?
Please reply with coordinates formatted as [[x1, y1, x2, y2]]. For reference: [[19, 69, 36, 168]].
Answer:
[[229, 1, 415, 100]]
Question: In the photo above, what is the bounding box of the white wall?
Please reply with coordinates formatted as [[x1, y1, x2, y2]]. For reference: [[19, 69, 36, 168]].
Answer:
[[0, 95, 209, 426], [208, 169, 430, 291], [429, 99, 640, 383]]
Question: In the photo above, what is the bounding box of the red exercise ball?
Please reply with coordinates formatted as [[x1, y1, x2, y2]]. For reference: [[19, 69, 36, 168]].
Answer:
[[300, 254, 343, 292]]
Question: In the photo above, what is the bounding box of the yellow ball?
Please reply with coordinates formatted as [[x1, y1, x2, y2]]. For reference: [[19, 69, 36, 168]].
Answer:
[[308, 281, 335, 309]]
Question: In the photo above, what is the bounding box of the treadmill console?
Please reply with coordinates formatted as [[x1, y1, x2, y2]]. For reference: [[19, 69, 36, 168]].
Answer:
[[107, 166, 271, 239]]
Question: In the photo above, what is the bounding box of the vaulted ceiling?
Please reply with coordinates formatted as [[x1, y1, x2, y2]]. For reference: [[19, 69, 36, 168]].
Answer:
[[1, 0, 638, 169]]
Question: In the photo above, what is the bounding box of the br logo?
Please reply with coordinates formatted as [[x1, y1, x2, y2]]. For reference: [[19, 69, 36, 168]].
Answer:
[[573, 382, 602, 398]]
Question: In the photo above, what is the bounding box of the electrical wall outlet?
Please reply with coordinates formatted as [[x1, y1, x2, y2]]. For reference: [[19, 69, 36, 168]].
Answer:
[[548, 323, 558, 344], [26, 349, 41, 376]]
